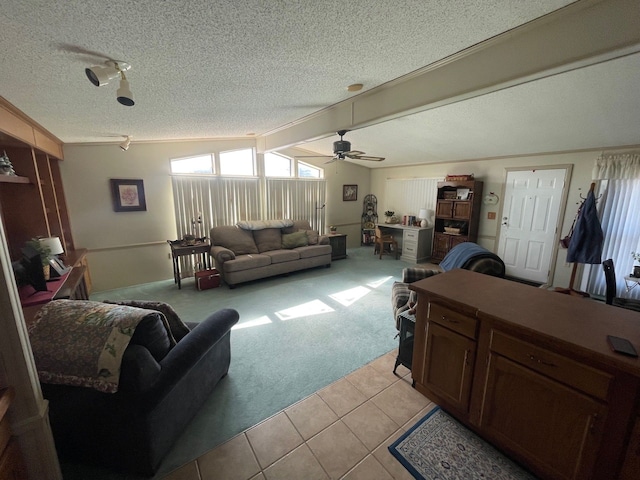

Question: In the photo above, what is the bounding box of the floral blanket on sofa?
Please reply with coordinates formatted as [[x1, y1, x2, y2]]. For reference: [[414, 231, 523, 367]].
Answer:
[[28, 300, 159, 393]]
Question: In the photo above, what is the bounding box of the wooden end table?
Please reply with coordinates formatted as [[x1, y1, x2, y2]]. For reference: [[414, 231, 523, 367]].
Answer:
[[168, 240, 211, 289], [328, 233, 347, 260]]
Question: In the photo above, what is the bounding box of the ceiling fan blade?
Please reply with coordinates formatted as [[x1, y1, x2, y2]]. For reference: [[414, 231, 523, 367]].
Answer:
[[343, 150, 365, 156], [294, 155, 334, 159], [324, 157, 338, 164], [345, 154, 385, 161]]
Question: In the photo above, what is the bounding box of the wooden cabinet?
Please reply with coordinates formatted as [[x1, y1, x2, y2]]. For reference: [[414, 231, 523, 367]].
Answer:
[[0, 388, 27, 480], [413, 302, 478, 415], [432, 180, 483, 261], [620, 416, 640, 479], [410, 269, 640, 480], [0, 99, 90, 300], [481, 349, 607, 479]]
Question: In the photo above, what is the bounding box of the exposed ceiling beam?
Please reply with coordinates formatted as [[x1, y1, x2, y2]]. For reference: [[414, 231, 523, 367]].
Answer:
[[258, 0, 640, 153]]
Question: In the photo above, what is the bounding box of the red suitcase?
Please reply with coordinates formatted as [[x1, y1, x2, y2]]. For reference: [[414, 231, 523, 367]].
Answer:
[[195, 269, 220, 290]]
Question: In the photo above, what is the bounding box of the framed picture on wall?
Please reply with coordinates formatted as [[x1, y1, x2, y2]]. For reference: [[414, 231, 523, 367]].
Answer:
[[343, 184, 357, 201], [110, 179, 147, 212]]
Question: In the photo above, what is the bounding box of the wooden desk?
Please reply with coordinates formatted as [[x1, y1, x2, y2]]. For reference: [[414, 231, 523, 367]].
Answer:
[[410, 269, 640, 479], [168, 240, 211, 289], [377, 224, 433, 263]]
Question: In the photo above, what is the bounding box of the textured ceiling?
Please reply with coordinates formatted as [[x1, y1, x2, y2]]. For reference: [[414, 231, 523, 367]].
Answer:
[[1, 0, 638, 167]]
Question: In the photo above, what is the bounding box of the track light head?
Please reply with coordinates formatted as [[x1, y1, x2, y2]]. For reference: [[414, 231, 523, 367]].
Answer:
[[116, 78, 134, 106], [119, 136, 132, 151], [85, 62, 120, 87], [85, 61, 130, 86]]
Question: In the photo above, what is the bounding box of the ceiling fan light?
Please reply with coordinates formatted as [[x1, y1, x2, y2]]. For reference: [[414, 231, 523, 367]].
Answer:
[[85, 64, 120, 87], [116, 78, 135, 106]]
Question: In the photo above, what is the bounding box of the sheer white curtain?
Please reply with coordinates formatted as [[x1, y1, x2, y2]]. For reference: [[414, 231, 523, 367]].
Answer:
[[265, 178, 327, 231], [586, 153, 640, 298], [172, 175, 326, 237], [385, 177, 442, 223]]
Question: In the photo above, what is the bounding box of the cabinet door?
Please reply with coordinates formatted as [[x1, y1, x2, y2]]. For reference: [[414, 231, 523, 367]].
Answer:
[[420, 322, 475, 413], [450, 235, 468, 250], [620, 416, 640, 480], [436, 200, 453, 218], [452, 201, 471, 219], [480, 354, 606, 479], [432, 233, 450, 260]]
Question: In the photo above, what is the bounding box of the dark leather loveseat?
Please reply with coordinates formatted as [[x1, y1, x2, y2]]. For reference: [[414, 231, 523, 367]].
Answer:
[[31, 300, 239, 475]]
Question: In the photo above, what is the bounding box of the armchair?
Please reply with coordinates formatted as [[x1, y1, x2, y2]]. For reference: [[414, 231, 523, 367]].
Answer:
[[34, 300, 239, 475]]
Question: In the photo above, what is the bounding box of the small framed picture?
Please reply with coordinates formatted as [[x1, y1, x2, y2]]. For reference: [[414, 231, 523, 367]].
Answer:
[[110, 179, 147, 212], [343, 184, 358, 201], [48, 257, 70, 277]]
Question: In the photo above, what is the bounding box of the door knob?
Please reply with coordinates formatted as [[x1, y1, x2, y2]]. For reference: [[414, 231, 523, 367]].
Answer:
[[501, 217, 508, 226]]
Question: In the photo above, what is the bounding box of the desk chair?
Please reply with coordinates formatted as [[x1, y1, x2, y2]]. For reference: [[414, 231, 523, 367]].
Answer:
[[603, 259, 640, 312], [374, 227, 398, 259]]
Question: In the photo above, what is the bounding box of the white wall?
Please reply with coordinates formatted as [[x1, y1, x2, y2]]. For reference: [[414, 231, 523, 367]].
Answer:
[[61, 140, 370, 291], [370, 151, 598, 288]]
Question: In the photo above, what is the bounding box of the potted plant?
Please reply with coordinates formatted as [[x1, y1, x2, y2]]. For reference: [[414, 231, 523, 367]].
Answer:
[[26, 237, 52, 280], [329, 225, 337, 234], [384, 211, 394, 223], [631, 252, 640, 277]]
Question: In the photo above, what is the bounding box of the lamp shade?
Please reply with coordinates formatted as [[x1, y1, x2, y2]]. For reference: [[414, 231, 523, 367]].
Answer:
[[39, 237, 64, 255], [418, 208, 428, 220]]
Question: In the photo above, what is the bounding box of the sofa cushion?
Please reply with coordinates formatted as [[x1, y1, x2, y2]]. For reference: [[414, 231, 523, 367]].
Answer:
[[223, 254, 271, 272], [282, 220, 313, 234], [264, 249, 300, 264], [211, 226, 258, 255], [296, 244, 332, 259], [253, 228, 283, 252], [128, 315, 173, 361], [237, 219, 293, 230], [103, 300, 191, 343], [282, 231, 308, 249], [304, 230, 319, 245]]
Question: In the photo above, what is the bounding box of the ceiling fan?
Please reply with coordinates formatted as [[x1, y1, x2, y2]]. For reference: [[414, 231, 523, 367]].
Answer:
[[297, 130, 385, 164]]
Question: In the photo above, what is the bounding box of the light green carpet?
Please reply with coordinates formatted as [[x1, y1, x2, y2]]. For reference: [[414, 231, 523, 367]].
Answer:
[[62, 246, 407, 479]]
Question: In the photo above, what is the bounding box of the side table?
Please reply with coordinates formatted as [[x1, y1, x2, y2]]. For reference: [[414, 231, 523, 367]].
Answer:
[[328, 233, 347, 260], [394, 309, 415, 387], [168, 240, 211, 289]]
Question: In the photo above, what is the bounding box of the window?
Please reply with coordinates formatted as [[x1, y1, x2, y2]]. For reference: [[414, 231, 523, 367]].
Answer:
[[170, 154, 214, 174], [298, 161, 321, 178], [220, 148, 255, 176], [265, 152, 293, 177]]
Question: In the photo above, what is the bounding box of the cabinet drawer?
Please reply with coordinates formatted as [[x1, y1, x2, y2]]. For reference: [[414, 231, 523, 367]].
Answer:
[[404, 230, 420, 242], [428, 303, 477, 339], [403, 241, 418, 256], [490, 331, 612, 401]]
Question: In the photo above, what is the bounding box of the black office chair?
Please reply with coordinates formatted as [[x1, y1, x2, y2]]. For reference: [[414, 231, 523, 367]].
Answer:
[[602, 259, 640, 312]]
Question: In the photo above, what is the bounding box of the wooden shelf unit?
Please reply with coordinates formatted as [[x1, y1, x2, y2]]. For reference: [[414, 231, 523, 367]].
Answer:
[[0, 100, 75, 262], [432, 180, 483, 261], [0, 98, 91, 300]]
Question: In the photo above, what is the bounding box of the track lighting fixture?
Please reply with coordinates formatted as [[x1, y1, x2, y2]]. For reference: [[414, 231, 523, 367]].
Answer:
[[85, 60, 134, 106], [119, 136, 132, 151]]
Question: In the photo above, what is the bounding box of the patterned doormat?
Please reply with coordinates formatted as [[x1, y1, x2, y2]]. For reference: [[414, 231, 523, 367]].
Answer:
[[388, 407, 537, 479]]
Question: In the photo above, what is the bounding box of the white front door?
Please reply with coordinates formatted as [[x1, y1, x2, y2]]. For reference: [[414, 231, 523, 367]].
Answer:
[[497, 168, 569, 283]]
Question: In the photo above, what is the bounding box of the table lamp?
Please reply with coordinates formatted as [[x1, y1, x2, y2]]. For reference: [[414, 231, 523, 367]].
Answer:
[[418, 209, 429, 228], [39, 236, 64, 256]]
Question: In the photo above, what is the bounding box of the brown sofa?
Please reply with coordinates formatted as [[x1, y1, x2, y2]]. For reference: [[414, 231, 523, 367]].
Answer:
[[210, 219, 331, 288]]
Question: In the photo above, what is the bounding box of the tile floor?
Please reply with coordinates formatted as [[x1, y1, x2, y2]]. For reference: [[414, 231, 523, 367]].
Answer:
[[162, 350, 436, 480]]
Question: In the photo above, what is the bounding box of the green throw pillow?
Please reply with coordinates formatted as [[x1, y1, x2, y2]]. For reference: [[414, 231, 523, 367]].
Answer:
[[282, 231, 308, 249]]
